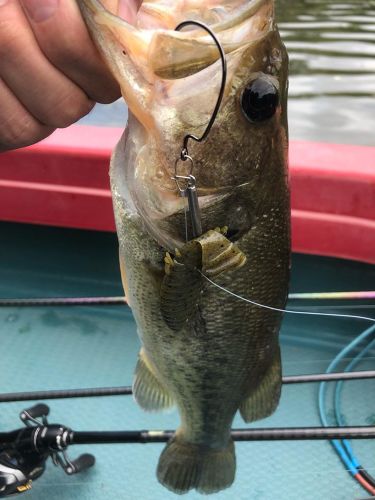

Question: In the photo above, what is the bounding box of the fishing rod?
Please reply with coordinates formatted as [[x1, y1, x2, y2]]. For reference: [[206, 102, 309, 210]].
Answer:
[[0, 370, 374, 403], [0, 290, 374, 307], [0, 403, 374, 497]]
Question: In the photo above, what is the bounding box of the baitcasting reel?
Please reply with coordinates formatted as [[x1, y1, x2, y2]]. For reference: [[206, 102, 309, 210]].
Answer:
[[0, 404, 95, 497]]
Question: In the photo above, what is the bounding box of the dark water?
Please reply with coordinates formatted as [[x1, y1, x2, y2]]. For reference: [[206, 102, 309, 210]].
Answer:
[[277, 0, 375, 145], [79, 0, 375, 146]]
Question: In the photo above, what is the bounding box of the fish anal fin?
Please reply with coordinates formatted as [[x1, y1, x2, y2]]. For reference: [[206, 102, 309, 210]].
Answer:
[[133, 349, 174, 412], [239, 347, 282, 423], [157, 434, 235, 494]]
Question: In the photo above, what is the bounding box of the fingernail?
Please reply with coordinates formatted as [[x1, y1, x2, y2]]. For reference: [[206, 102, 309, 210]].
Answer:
[[21, 0, 59, 23], [118, 0, 137, 23]]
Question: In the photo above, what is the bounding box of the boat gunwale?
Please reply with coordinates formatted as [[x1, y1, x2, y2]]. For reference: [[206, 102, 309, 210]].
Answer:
[[0, 125, 374, 264]]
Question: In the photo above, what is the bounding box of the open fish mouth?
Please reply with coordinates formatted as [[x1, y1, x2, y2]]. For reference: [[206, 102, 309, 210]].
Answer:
[[79, 0, 275, 91], [78, 0, 277, 153], [78, 0, 285, 250]]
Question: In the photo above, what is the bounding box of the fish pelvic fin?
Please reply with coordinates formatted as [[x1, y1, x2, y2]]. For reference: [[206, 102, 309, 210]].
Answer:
[[239, 347, 282, 423], [133, 349, 174, 412], [157, 435, 236, 495]]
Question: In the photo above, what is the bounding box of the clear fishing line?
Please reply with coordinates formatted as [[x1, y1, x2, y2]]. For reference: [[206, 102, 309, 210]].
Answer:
[[200, 273, 375, 324]]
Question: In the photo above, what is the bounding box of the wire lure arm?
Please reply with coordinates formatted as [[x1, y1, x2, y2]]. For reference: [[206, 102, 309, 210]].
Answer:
[[173, 20, 227, 239]]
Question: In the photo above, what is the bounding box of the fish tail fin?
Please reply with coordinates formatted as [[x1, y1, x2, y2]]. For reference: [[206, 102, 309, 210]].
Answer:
[[157, 435, 236, 495]]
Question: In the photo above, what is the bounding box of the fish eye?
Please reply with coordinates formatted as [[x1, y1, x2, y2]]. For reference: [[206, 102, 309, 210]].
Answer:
[[241, 77, 279, 123]]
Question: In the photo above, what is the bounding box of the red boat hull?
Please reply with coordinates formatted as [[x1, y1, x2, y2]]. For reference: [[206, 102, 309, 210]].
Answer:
[[0, 126, 374, 264]]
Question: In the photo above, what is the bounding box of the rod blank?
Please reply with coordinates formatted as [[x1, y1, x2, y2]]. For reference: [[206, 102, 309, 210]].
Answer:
[[1, 291, 374, 307], [70, 426, 375, 445], [0, 371, 373, 403], [282, 370, 375, 384], [1, 426, 373, 448], [0, 297, 126, 307]]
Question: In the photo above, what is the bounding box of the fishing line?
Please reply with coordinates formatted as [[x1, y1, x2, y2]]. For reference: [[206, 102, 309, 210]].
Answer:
[[200, 273, 375, 324]]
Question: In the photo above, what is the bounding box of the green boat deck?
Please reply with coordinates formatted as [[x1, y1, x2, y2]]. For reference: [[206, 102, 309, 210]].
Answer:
[[0, 222, 374, 500]]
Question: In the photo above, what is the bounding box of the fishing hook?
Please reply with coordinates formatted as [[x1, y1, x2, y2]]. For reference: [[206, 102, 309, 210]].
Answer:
[[175, 20, 227, 160], [172, 21, 227, 239]]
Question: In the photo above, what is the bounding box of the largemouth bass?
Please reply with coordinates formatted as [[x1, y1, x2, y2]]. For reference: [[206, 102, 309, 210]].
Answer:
[[78, 0, 290, 494]]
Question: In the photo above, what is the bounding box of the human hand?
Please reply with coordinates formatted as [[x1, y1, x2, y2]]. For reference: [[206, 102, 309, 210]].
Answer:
[[0, 0, 142, 152]]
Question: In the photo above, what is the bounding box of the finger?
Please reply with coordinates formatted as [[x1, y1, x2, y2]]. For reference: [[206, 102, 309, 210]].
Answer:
[[0, 79, 55, 152], [0, 0, 94, 128], [20, 0, 121, 104]]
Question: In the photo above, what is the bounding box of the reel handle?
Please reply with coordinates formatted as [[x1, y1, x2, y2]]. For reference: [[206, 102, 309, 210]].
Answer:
[[66, 454, 95, 475], [20, 404, 50, 422]]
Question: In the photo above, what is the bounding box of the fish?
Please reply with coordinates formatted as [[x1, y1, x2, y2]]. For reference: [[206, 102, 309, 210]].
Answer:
[[77, 0, 290, 494]]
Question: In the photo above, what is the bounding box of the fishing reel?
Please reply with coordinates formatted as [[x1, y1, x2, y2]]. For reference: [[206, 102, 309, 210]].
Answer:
[[0, 404, 95, 497]]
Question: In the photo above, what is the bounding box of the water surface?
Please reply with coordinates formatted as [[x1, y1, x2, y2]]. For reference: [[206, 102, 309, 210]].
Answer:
[[277, 0, 375, 145], [79, 0, 375, 146]]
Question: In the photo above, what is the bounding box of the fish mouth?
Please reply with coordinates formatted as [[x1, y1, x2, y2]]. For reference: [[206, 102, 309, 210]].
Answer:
[[140, 0, 275, 80], [80, 0, 274, 83], [78, 0, 277, 249], [78, 0, 275, 134]]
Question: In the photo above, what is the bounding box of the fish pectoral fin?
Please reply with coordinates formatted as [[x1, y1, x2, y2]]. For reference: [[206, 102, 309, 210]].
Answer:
[[198, 229, 247, 277], [157, 434, 235, 494], [133, 349, 174, 412], [239, 347, 282, 423]]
